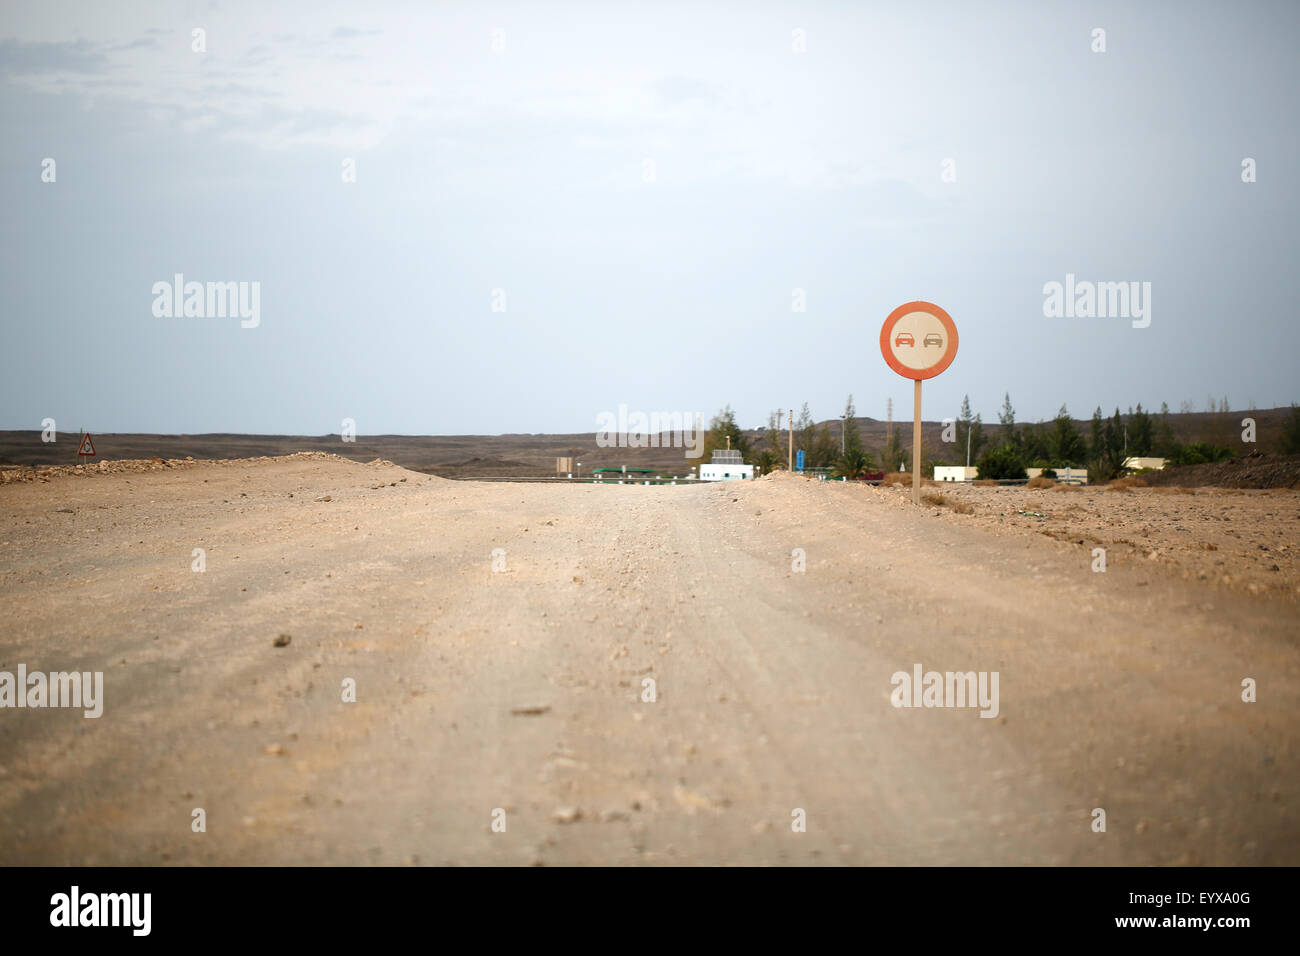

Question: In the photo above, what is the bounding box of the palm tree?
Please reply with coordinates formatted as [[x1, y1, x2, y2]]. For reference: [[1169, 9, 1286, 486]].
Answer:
[[832, 447, 874, 480]]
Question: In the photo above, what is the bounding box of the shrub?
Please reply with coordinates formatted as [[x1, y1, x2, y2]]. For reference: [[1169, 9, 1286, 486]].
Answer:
[[1088, 456, 1122, 484], [977, 445, 1027, 481], [1107, 476, 1148, 492], [1026, 475, 1057, 489], [1169, 442, 1233, 466], [921, 491, 974, 514]]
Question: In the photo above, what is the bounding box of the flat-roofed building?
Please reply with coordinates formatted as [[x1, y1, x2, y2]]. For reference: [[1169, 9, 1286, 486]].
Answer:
[[1123, 457, 1167, 472], [1027, 466, 1089, 484], [699, 448, 754, 481]]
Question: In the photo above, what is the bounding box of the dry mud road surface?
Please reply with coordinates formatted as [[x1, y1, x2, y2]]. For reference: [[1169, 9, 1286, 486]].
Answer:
[[1, 455, 1296, 865]]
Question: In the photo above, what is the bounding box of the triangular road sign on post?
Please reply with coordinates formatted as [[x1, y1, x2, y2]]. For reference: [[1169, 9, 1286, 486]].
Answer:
[[78, 433, 96, 457]]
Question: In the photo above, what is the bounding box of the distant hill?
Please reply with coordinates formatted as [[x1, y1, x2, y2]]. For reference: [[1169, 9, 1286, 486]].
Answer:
[[0, 406, 1292, 477]]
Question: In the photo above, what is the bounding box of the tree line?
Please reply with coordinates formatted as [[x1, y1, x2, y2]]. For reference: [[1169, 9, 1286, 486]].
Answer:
[[969, 396, 1295, 481], [702, 397, 1300, 483]]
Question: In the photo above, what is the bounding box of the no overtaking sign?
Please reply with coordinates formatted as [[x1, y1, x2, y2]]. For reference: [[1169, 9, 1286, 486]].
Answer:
[[879, 302, 958, 503]]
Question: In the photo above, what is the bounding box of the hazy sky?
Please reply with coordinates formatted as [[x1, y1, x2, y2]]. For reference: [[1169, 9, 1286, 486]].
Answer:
[[2, 0, 1297, 436]]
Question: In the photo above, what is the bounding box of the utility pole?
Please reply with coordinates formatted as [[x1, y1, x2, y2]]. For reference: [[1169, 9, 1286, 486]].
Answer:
[[788, 409, 794, 472], [886, 398, 894, 466], [965, 423, 971, 468]]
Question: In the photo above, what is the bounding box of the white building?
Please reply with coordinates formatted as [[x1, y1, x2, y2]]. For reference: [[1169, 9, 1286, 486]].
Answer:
[[1123, 457, 1166, 472], [699, 448, 754, 481], [934, 466, 978, 482], [1026, 466, 1089, 484]]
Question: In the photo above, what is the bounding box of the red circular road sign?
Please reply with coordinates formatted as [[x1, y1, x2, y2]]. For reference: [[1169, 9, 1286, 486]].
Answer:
[[880, 301, 958, 380]]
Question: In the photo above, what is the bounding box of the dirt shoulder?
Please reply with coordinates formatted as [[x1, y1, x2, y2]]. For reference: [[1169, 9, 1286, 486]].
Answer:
[[910, 480, 1300, 601]]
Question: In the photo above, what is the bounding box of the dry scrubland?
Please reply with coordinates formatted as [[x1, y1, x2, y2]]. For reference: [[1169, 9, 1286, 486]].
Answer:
[[908, 479, 1300, 601], [0, 454, 1296, 865]]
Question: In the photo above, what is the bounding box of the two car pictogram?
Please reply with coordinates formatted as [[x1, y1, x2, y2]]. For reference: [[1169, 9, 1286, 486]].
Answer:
[[894, 332, 944, 348]]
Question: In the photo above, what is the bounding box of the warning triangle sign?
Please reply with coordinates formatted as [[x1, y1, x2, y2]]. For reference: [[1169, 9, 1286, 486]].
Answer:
[[78, 433, 96, 456]]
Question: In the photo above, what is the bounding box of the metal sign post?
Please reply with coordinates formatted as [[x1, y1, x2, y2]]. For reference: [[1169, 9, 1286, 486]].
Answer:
[[912, 379, 923, 503]]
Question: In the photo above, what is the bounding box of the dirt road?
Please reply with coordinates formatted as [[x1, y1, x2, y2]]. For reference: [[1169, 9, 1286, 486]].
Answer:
[[1, 455, 1296, 865]]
